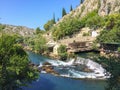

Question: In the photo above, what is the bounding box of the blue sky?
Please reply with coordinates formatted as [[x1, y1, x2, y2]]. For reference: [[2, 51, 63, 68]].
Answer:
[[0, 0, 80, 29]]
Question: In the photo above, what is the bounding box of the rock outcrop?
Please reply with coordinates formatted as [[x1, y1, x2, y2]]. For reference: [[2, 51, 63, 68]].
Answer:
[[40, 62, 59, 76], [98, 0, 120, 16], [56, 0, 120, 26], [0, 24, 35, 36]]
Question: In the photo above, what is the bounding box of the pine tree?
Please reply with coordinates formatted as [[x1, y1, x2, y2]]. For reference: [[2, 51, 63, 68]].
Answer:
[[62, 8, 67, 17], [53, 13, 56, 24], [57, 18, 59, 21], [81, 0, 84, 4], [36, 27, 41, 34], [70, 5, 73, 11]]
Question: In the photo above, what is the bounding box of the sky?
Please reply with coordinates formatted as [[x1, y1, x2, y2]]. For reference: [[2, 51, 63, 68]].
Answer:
[[0, 0, 80, 29]]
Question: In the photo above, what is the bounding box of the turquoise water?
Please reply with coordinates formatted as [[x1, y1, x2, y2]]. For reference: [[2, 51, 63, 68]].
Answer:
[[23, 74, 105, 90], [22, 51, 106, 90]]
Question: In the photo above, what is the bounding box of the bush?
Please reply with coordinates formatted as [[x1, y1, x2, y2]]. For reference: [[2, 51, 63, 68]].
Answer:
[[118, 47, 120, 52], [52, 10, 100, 40], [59, 52, 68, 61], [52, 17, 85, 40], [0, 24, 5, 31], [96, 14, 120, 43], [58, 45, 68, 61], [83, 32, 90, 36]]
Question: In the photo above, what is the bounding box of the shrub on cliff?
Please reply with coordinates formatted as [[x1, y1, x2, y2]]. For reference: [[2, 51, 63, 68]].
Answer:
[[96, 14, 120, 43], [58, 45, 68, 61]]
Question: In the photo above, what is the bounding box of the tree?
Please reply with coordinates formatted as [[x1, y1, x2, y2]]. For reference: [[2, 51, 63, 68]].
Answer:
[[34, 34, 47, 53], [0, 24, 5, 31], [70, 5, 73, 11], [81, 0, 84, 4], [53, 13, 56, 24], [57, 18, 59, 21], [58, 45, 68, 61], [44, 19, 54, 31], [62, 8, 67, 17], [36, 27, 41, 34], [0, 34, 39, 90], [104, 56, 120, 90]]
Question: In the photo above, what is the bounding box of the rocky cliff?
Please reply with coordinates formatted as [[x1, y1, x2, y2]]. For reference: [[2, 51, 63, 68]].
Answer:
[[56, 0, 120, 25], [0, 24, 35, 36], [49, 0, 120, 53]]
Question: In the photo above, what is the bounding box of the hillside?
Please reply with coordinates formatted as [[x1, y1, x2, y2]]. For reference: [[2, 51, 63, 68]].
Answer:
[[57, 0, 120, 25], [0, 24, 35, 36], [50, 0, 120, 43]]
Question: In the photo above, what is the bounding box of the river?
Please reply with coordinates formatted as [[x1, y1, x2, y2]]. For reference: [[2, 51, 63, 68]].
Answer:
[[22, 51, 106, 90]]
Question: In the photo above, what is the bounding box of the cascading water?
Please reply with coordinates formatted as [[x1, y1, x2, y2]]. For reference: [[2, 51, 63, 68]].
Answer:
[[23, 52, 106, 90], [74, 57, 105, 74], [39, 57, 108, 79]]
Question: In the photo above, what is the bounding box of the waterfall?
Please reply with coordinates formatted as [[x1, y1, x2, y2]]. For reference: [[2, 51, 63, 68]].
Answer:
[[74, 57, 105, 75], [40, 57, 108, 79]]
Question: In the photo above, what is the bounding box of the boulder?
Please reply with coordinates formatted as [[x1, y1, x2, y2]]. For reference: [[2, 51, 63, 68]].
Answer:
[[41, 62, 59, 75], [43, 62, 52, 66]]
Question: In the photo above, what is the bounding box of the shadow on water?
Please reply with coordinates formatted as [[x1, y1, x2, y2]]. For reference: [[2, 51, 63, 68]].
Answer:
[[22, 74, 56, 90]]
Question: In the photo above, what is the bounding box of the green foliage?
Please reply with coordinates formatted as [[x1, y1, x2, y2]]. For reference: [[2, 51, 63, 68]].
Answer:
[[68, 53, 77, 59], [52, 10, 99, 40], [83, 32, 90, 36], [91, 56, 120, 90], [44, 19, 55, 31], [34, 34, 47, 53], [53, 13, 56, 24], [25, 34, 47, 53], [57, 18, 59, 21], [97, 14, 120, 42], [0, 34, 39, 90], [81, 9, 104, 29], [95, 14, 120, 43], [0, 24, 5, 31], [85, 14, 104, 29], [36, 27, 42, 34], [52, 17, 85, 40], [81, 5, 85, 13], [107, 3, 111, 14], [104, 57, 120, 90], [80, 0, 84, 4], [62, 8, 67, 17], [58, 45, 68, 61], [70, 5, 73, 11], [117, 47, 120, 52], [98, 0, 101, 9], [97, 28, 120, 43], [104, 14, 120, 30], [91, 42, 99, 50], [53, 9, 120, 43]]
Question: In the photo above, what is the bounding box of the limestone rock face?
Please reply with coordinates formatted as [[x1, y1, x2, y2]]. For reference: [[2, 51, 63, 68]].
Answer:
[[98, 0, 120, 16], [1, 24, 34, 36], [53, 44, 60, 55], [78, 0, 99, 17], [56, 0, 120, 26]]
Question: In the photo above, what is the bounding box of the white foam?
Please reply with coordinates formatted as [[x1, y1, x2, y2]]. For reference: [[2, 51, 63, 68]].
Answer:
[[48, 59, 75, 66], [39, 57, 108, 79]]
